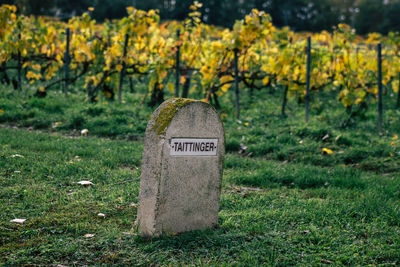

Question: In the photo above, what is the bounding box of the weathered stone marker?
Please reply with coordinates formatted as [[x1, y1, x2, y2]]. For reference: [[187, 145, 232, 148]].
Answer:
[[137, 98, 225, 237]]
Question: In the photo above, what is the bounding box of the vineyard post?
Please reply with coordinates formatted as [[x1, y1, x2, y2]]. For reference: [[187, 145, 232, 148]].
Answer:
[[17, 33, 21, 91], [234, 49, 240, 119], [397, 72, 400, 108], [175, 29, 180, 98], [377, 43, 383, 135], [305, 36, 311, 123], [118, 33, 129, 103], [64, 28, 70, 97], [281, 85, 289, 116]]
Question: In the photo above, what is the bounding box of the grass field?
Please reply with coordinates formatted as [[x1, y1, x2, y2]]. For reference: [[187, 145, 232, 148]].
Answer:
[[1, 85, 400, 265]]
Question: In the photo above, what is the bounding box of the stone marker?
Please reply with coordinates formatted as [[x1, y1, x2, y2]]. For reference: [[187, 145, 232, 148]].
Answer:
[[137, 98, 225, 237]]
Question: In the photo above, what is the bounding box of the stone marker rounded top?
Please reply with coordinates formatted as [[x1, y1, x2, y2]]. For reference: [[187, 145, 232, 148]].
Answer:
[[137, 98, 225, 237], [149, 98, 222, 136], [152, 98, 195, 136]]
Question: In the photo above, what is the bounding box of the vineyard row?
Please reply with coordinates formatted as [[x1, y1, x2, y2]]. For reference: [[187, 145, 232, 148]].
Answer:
[[1, 3, 400, 129]]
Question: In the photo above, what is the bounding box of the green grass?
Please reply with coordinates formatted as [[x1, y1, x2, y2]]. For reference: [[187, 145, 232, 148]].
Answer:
[[0, 84, 400, 265], [1, 127, 399, 265]]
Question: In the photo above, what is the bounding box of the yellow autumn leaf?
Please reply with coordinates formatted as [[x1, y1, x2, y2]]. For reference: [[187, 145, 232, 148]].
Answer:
[[262, 76, 270, 85], [148, 77, 156, 92], [26, 71, 42, 80], [393, 80, 399, 93], [355, 98, 362, 105], [220, 75, 233, 92], [116, 64, 123, 72], [221, 83, 231, 93], [41, 45, 47, 54], [321, 148, 334, 155], [167, 82, 174, 93], [341, 97, 354, 108], [55, 54, 62, 63], [159, 71, 167, 80], [220, 75, 233, 84], [180, 76, 186, 85], [32, 64, 41, 71]]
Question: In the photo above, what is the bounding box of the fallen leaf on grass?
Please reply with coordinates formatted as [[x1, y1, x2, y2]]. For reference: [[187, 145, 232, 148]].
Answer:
[[321, 148, 334, 155], [11, 154, 24, 158], [81, 129, 89, 136], [77, 181, 94, 186], [84, 234, 95, 238], [238, 144, 247, 154], [10, 219, 26, 224], [122, 232, 134, 235], [240, 186, 262, 191], [322, 134, 330, 141], [52, 121, 62, 129]]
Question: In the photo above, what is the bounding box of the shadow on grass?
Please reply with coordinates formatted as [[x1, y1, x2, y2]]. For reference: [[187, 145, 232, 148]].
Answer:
[[130, 227, 280, 265]]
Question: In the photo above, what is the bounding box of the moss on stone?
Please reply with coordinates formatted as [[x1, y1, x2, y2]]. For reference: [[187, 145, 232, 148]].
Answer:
[[153, 98, 195, 136]]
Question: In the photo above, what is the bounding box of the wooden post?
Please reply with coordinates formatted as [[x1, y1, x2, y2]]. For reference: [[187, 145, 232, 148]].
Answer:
[[234, 49, 240, 119], [281, 85, 289, 116], [64, 28, 70, 97], [129, 77, 134, 93], [181, 70, 192, 98], [175, 29, 180, 98], [118, 33, 129, 103], [305, 36, 311, 123], [377, 43, 383, 135], [17, 33, 21, 91], [397, 72, 400, 109]]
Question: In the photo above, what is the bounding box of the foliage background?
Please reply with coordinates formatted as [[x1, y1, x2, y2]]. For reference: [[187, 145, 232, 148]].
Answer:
[[3, 0, 400, 34]]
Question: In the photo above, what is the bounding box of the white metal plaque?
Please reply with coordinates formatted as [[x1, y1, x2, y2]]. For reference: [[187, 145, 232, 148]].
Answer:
[[170, 138, 218, 156]]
